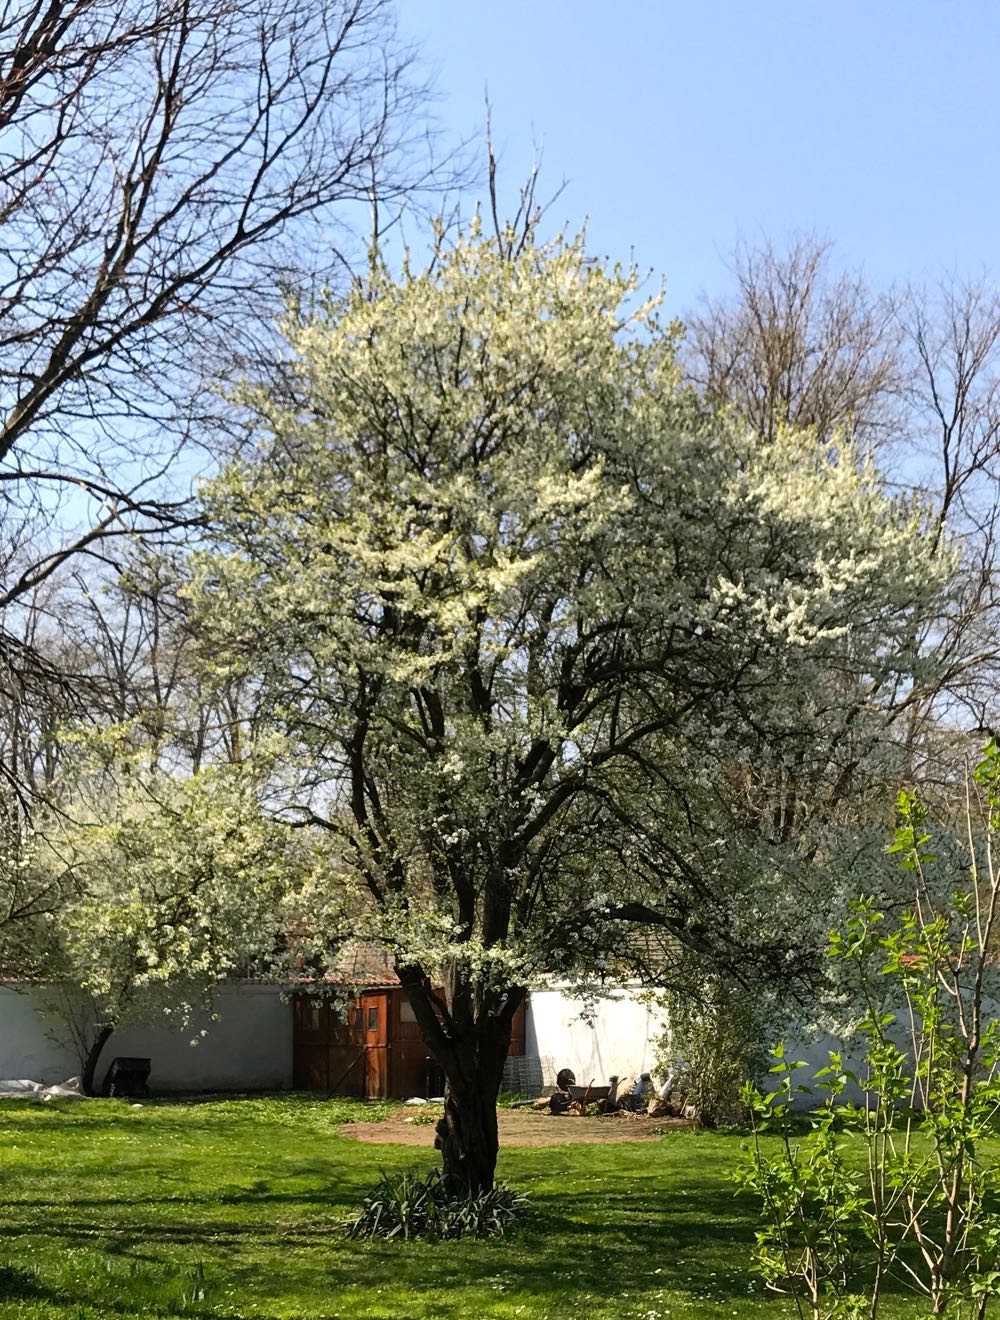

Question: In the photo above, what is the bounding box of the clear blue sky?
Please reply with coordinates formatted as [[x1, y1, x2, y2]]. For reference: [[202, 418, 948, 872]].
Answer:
[[401, 1, 1000, 315]]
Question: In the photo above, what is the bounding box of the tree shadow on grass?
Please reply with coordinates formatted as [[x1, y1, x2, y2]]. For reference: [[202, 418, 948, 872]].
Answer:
[[0, 1263, 62, 1302], [0, 1132, 939, 1317], [0, 1114, 229, 1138], [0, 1217, 348, 1249], [321, 1179, 929, 1311], [0, 1174, 371, 1219], [0, 1186, 763, 1303], [0, 1191, 928, 1318]]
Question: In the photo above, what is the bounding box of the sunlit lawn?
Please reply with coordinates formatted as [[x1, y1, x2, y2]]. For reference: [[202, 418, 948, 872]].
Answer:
[[0, 1095, 939, 1319]]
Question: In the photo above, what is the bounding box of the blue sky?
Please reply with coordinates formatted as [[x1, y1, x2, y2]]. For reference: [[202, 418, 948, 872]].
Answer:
[[401, 1, 1000, 315]]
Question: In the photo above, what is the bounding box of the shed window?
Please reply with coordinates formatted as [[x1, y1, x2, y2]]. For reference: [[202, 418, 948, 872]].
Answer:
[[367, 1006, 378, 1032]]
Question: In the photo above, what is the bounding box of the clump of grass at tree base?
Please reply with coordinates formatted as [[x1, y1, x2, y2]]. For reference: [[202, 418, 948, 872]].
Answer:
[[347, 1166, 529, 1240]]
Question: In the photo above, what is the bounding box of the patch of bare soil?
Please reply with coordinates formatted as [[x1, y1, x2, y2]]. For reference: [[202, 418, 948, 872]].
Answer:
[[338, 1108, 689, 1147]]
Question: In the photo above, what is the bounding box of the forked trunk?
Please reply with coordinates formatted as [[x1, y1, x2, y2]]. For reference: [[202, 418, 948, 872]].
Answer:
[[397, 963, 524, 1197], [434, 1026, 510, 1196]]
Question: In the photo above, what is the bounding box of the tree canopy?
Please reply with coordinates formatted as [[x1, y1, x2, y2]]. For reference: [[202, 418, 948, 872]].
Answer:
[[189, 223, 955, 1191]]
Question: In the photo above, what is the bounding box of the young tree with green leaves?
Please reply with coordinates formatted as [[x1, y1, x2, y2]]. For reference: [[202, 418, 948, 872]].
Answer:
[[741, 745, 1000, 1319], [191, 221, 953, 1194]]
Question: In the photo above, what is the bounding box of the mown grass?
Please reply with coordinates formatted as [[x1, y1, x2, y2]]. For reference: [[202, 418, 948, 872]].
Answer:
[[0, 1095, 936, 1319]]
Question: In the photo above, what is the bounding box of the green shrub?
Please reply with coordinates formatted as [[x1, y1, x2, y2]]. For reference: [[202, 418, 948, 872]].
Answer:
[[738, 749, 1000, 1320], [659, 975, 773, 1126], [347, 1167, 528, 1241]]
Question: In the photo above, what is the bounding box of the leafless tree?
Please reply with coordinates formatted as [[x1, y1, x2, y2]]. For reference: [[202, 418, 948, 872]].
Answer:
[[0, 581, 83, 961], [903, 277, 1000, 743], [65, 553, 254, 768], [0, 0, 437, 641], [684, 235, 905, 451], [905, 279, 1000, 533]]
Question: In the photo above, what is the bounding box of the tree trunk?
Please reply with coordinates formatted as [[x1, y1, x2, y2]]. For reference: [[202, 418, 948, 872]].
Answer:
[[81, 1024, 114, 1096], [396, 962, 524, 1198], [434, 1024, 511, 1196]]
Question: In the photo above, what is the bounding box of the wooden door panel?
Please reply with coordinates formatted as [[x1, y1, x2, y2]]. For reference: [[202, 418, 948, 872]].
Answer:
[[361, 992, 389, 1099]]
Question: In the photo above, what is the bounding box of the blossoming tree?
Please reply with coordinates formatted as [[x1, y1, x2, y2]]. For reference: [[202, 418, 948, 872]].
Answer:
[[30, 748, 316, 1094], [191, 224, 953, 1193]]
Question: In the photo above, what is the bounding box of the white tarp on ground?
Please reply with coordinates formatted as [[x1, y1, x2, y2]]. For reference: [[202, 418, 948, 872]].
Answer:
[[0, 1076, 86, 1101]]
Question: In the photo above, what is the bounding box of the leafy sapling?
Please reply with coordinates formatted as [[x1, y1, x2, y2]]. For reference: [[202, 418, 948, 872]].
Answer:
[[739, 745, 1000, 1319]]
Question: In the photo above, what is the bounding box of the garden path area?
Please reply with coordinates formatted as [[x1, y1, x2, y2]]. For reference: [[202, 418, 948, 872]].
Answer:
[[340, 1107, 686, 1146]]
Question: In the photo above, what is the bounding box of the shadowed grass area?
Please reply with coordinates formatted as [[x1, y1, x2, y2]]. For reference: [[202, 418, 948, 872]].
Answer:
[[0, 1096, 935, 1318]]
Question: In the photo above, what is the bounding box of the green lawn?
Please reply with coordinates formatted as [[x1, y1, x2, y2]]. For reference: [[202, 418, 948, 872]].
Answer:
[[0, 1095, 929, 1319]]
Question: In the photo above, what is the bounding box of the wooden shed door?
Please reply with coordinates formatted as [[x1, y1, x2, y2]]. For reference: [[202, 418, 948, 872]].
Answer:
[[361, 992, 389, 1099], [292, 995, 366, 1095]]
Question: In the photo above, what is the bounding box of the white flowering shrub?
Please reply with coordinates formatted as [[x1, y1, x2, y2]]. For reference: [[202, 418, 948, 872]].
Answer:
[[30, 739, 327, 1088]]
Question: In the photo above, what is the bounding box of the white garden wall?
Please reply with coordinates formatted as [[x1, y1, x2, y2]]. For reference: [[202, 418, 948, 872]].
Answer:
[[519, 987, 864, 1108], [0, 977, 861, 1105], [0, 983, 292, 1092], [524, 985, 668, 1085], [0, 987, 78, 1083]]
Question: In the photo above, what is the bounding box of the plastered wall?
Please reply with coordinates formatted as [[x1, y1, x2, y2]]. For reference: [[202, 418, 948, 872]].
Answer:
[[523, 985, 669, 1085], [0, 984, 293, 1092]]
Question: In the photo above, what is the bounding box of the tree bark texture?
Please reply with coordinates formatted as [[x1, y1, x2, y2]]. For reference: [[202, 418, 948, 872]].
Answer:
[[434, 1022, 511, 1196]]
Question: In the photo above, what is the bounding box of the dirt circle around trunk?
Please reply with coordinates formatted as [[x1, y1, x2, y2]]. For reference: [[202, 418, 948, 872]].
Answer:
[[338, 1108, 689, 1148]]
